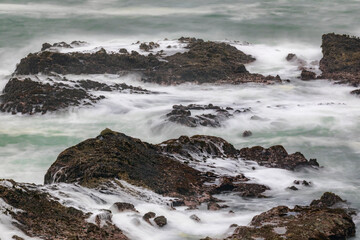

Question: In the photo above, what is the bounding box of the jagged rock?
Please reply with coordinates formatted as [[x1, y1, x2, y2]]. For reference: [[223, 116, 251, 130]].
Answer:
[[294, 180, 312, 186], [0, 78, 100, 114], [226, 193, 356, 240], [350, 89, 360, 95], [110, 202, 138, 213], [154, 216, 167, 227], [300, 69, 316, 80], [239, 145, 319, 170], [0, 77, 151, 114], [288, 186, 298, 191], [139, 42, 160, 51], [165, 104, 249, 128], [286, 53, 297, 61], [159, 135, 239, 161], [15, 38, 283, 85], [310, 192, 346, 208], [0, 179, 128, 239], [319, 33, 360, 86]]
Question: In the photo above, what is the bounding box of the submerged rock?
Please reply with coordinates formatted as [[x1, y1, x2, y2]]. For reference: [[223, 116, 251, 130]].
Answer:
[[319, 33, 360, 86], [14, 38, 282, 85], [0, 179, 128, 239], [226, 192, 356, 240], [165, 104, 250, 128], [300, 69, 317, 80], [239, 145, 319, 170]]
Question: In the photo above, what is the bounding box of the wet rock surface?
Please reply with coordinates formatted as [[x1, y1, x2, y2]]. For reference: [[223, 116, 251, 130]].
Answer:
[[319, 33, 360, 86], [239, 145, 319, 170], [300, 69, 317, 80], [0, 179, 128, 240], [165, 104, 250, 127], [14, 38, 283, 85], [0, 77, 151, 114], [226, 192, 356, 240]]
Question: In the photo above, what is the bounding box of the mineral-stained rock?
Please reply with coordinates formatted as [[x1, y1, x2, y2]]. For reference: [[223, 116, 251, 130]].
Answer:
[[165, 104, 250, 128], [0, 179, 128, 239], [239, 145, 319, 170], [319, 33, 360, 86], [14, 38, 282, 85], [226, 192, 356, 240]]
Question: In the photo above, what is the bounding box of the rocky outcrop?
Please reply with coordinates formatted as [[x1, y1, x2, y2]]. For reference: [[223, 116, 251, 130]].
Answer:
[[0, 179, 128, 240], [300, 69, 316, 80], [239, 145, 319, 170], [226, 192, 356, 240], [14, 38, 282, 85], [0, 77, 151, 114], [44, 130, 272, 205], [165, 104, 250, 127], [319, 33, 360, 86]]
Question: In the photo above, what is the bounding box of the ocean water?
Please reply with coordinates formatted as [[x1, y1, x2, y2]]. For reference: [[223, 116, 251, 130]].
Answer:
[[0, 1, 360, 239]]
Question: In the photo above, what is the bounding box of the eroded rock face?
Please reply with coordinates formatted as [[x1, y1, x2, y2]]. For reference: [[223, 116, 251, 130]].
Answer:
[[14, 38, 282, 85], [226, 192, 356, 240], [0, 77, 151, 114], [165, 104, 250, 128], [320, 33, 360, 86], [239, 145, 319, 170], [0, 179, 128, 240]]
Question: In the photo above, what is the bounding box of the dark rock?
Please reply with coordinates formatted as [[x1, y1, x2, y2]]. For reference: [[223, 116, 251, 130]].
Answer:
[[300, 69, 316, 80], [0, 77, 151, 114], [143, 212, 156, 225], [41, 42, 52, 51], [319, 33, 360, 86], [242, 130, 252, 137], [286, 53, 297, 61], [190, 214, 201, 222], [44, 129, 204, 198], [12, 236, 24, 240], [110, 202, 138, 213], [165, 104, 250, 128], [227, 193, 356, 240], [0, 78, 98, 114], [159, 135, 239, 161], [288, 186, 298, 191], [350, 89, 360, 95], [310, 192, 345, 208], [293, 180, 312, 186], [139, 42, 160, 52], [154, 216, 167, 227], [15, 38, 282, 85], [0, 179, 128, 239], [239, 145, 319, 170]]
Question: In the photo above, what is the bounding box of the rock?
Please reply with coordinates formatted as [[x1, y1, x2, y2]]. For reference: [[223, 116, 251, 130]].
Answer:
[[190, 214, 201, 222], [288, 186, 298, 191], [159, 135, 239, 161], [154, 216, 167, 227], [44, 129, 204, 198], [239, 145, 319, 170], [110, 202, 138, 213], [0, 77, 151, 114], [350, 89, 360, 95], [143, 212, 156, 225], [300, 69, 316, 80], [286, 53, 297, 61], [242, 130, 252, 137], [310, 192, 346, 208], [95, 210, 113, 227], [226, 192, 356, 240], [12, 236, 24, 240], [139, 42, 160, 51], [14, 38, 283, 85], [319, 33, 360, 86], [293, 180, 312, 186], [0, 78, 99, 114], [0, 179, 128, 239], [165, 104, 250, 128]]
